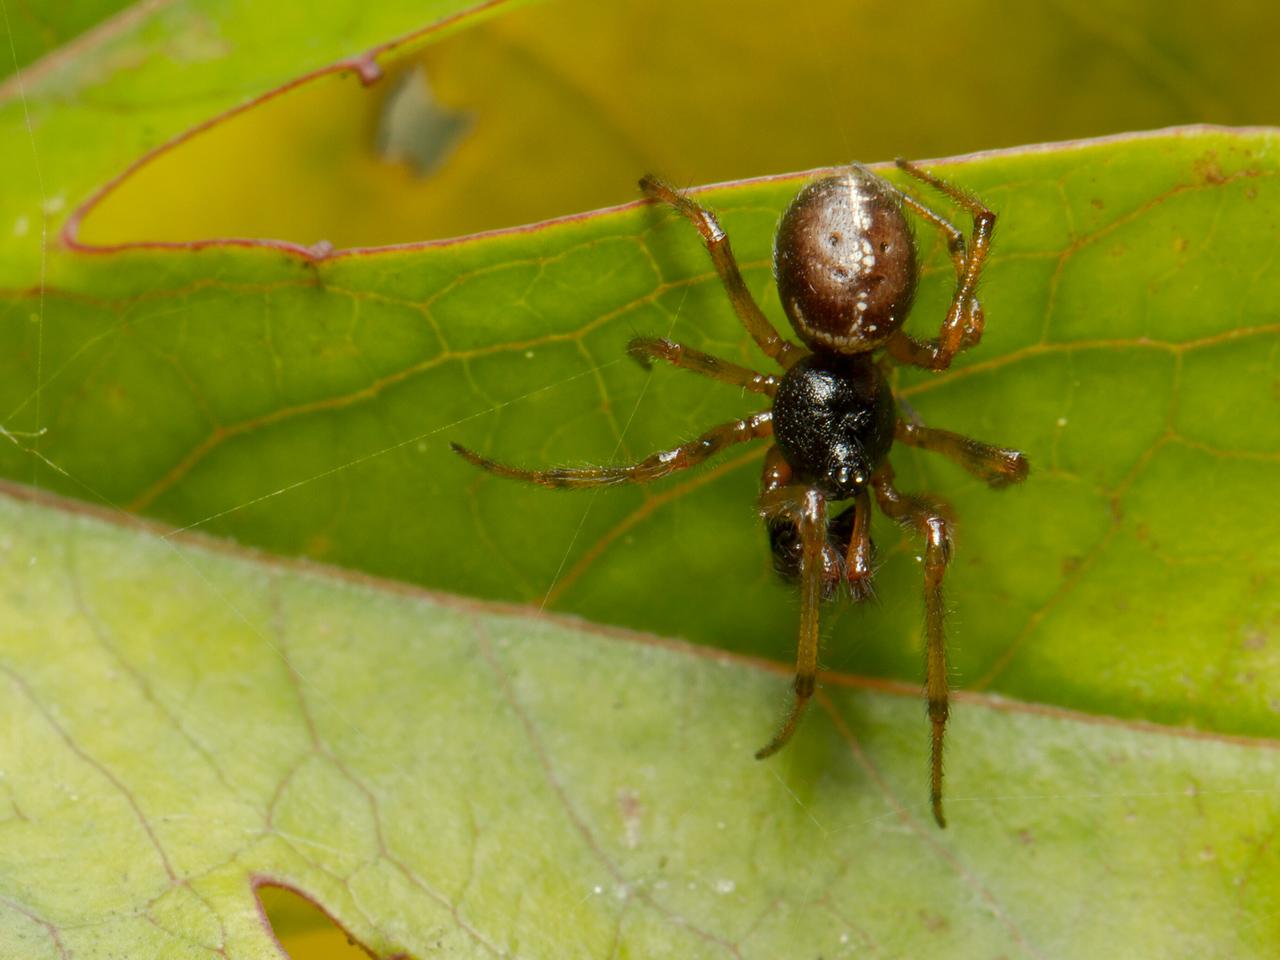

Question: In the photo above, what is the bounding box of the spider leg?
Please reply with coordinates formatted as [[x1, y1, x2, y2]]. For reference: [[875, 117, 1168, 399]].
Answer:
[[628, 336, 780, 397], [763, 451, 872, 601], [885, 159, 997, 371], [760, 443, 792, 494], [893, 188, 983, 350], [639, 175, 805, 370], [895, 419, 1029, 488], [898, 192, 966, 267], [755, 483, 827, 759], [451, 412, 772, 489], [871, 463, 954, 828]]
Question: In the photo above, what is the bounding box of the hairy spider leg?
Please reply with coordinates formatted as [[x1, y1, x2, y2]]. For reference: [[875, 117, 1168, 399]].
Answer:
[[760, 443, 792, 492], [895, 420, 1030, 488], [639, 175, 805, 370], [890, 184, 983, 349], [628, 336, 780, 396], [897, 191, 966, 265], [450, 412, 773, 489], [896, 157, 995, 317], [885, 159, 997, 371], [877, 160, 969, 285], [871, 463, 954, 828], [755, 483, 827, 759], [762, 448, 867, 600]]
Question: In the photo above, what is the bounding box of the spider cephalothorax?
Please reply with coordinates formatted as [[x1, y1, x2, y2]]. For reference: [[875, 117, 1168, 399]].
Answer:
[[453, 160, 1028, 828], [771, 352, 896, 500]]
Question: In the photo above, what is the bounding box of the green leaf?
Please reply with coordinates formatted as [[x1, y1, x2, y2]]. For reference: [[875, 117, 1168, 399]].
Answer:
[[5, 128, 1278, 739], [3, 490, 1278, 958], [0, 0, 134, 77], [4, 0, 1280, 954]]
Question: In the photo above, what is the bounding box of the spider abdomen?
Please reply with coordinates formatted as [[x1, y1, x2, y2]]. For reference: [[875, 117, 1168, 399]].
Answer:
[[772, 353, 895, 501], [773, 167, 918, 354]]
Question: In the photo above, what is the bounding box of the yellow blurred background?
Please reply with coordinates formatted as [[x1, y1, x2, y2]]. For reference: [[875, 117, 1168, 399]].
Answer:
[[80, 0, 1280, 251]]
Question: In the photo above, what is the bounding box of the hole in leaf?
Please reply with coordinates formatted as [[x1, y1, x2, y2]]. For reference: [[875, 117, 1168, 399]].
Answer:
[[76, 0, 690, 251], [256, 882, 374, 959], [77, 57, 484, 252]]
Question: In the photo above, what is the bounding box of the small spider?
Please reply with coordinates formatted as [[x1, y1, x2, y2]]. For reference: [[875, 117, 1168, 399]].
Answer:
[[452, 160, 1028, 827]]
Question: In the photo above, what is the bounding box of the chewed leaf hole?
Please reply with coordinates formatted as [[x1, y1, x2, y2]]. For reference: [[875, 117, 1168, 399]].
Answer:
[[255, 882, 375, 959]]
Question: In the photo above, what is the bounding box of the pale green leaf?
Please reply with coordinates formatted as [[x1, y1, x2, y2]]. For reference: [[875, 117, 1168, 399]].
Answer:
[[1, 490, 1277, 958]]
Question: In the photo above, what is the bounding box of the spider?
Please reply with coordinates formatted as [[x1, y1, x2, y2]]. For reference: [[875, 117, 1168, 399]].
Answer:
[[452, 160, 1028, 827]]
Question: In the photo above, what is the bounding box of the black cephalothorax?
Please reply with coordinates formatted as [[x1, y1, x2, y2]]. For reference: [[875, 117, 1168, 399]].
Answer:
[[772, 352, 896, 501]]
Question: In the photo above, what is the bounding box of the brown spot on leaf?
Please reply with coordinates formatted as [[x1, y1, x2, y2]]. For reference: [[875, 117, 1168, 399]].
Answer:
[[1194, 151, 1226, 185], [617, 788, 643, 848], [918, 910, 950, 933], [304, 533, 334, 558]]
